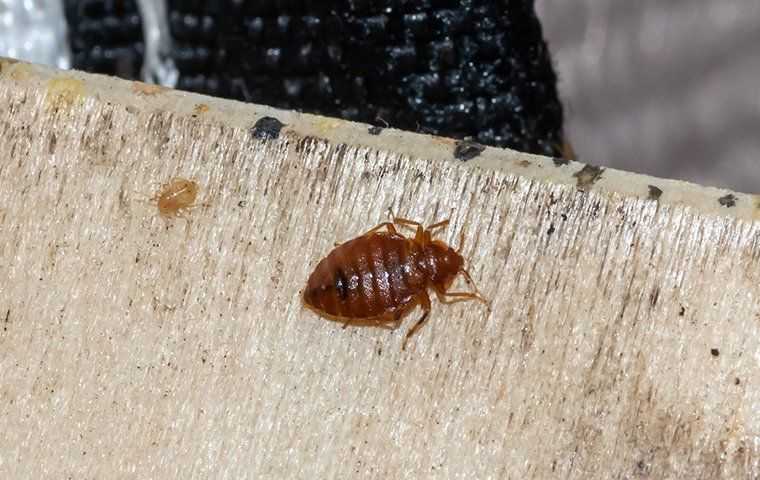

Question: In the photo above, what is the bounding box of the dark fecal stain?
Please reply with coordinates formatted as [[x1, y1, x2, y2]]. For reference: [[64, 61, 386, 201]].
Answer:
[[678, 305, 685, 316], [718, 194, 736, 208], [453, 140, 485, 161], [48, 133, 57, 155], [648, 185, 663, 201], [636, 460, 650, 476], [368, 126, 383, 135], [710, 348, 720, 357], [649, 287, 660, 307], [553, 157, 569, 166], [735, 377, 741, 385], [546, 224, 555, 236], [590, 201, 601, 217], [250, 116, 285, 140], [573, 164, 604, 191]]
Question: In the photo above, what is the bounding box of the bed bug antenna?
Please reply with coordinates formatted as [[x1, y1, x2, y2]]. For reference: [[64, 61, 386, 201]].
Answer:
[[456, 229, 466, 254], [460, 269, 490, 309]]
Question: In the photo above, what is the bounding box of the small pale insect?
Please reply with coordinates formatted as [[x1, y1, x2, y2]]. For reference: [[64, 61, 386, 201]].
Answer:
[[303, 215, 489, 349], [153, 178, 200, 218]]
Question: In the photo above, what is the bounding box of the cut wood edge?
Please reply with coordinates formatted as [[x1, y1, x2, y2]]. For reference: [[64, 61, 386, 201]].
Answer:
[[0, 55, 756, 221]]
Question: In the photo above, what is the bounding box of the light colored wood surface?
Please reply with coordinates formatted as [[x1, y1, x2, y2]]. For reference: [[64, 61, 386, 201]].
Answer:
[[1, 58, 759, 478]]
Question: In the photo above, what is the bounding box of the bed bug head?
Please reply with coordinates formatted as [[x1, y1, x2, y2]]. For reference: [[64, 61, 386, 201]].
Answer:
[[424, 240, 465, 291]]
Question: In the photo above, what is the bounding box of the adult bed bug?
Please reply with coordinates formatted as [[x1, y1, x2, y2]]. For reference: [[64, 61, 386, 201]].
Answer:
[[303, 215, 489, 349]]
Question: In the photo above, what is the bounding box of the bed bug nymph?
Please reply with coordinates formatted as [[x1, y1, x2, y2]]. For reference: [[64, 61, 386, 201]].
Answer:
[[153, 177, 200, 218], [303, 215, 489, 349]]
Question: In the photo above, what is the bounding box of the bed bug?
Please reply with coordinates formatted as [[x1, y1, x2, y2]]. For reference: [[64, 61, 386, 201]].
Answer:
[[303, 215, 489, 349], [152, 177, 200, 218]]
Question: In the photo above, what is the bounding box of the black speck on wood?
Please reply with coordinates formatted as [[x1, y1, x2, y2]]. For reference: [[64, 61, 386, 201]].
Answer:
[[454, 140, 485, 161], [251, 116, 285, 140]]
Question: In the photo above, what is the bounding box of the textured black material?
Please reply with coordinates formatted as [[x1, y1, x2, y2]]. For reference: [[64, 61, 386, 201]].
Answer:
[[63, 1, 564, 157], [64, 0, 144, 79], [168, 0, 564, 156]]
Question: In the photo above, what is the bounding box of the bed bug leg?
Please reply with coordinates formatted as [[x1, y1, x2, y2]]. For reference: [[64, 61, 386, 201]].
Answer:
[[390, 216, 425, 242], [374, 312, 402, 330], [437, 269, 490, 308], [401, 217, 450, 245], [402, 292, 432, 350], [391, 310, 404, 330], [426, 219, 450, 236], [456, 229, 466, 254], [381, 310, 404, 331], [391, 216, 423, 230], [437, 290, 488, 305], [363, 222, 398, 236]]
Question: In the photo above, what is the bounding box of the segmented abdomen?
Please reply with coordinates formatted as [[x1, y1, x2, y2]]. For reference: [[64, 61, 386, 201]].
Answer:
[[304, 233, 425, 319]]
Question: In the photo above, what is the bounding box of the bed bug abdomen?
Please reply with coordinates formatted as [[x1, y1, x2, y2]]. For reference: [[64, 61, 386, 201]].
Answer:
[[153, 177, 200, 218], [304, 233, 423, 320], [304, 216, 489, 348]]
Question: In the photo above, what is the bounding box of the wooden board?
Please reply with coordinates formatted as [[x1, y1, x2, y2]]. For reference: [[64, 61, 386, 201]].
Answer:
[[1, 57, 759, 478]]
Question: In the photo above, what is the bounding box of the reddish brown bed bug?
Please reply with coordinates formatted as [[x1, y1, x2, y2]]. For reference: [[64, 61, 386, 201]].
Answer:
[[303, 215, 489, 349], [152, 177, 201, 219]]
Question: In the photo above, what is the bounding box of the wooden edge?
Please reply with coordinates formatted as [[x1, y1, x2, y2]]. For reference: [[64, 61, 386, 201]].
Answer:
[[0, 55, 755, 221]]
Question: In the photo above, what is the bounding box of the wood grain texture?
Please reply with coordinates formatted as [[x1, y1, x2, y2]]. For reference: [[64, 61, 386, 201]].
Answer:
[[1, 58, 759, 478]]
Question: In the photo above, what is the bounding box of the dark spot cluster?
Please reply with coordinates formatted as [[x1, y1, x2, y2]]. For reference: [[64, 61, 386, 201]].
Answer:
[[718, 194, 736, 208], [367, 126, 383, 135]]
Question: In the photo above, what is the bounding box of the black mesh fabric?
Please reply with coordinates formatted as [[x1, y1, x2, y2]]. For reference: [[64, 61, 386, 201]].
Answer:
[[65, 0, 144, 79], [65, 1, 564, 157]]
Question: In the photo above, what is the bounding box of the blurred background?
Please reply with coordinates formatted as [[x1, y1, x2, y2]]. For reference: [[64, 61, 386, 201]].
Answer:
[[1, 0, 758, 192], [536, 0, 760, 192]]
